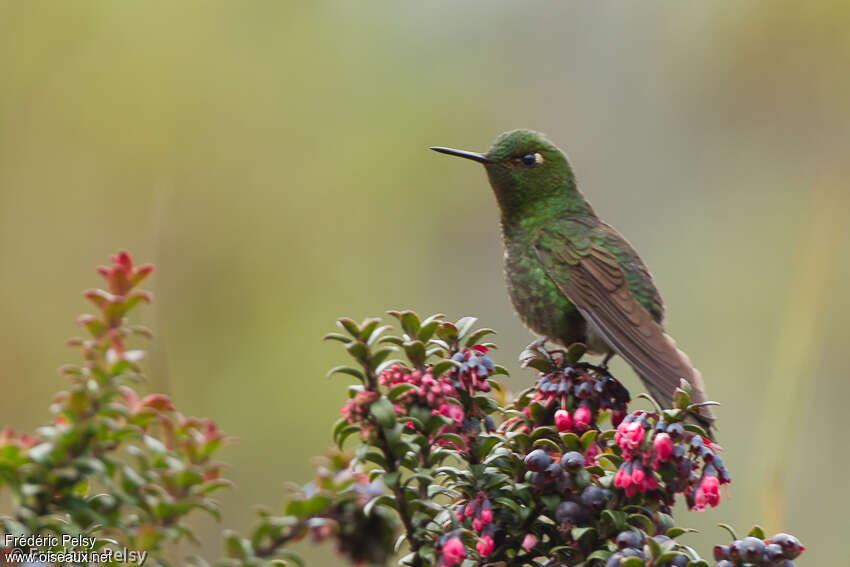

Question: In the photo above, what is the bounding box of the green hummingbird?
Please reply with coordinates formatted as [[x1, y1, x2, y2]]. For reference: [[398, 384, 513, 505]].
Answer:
[[431, 129, 714, 429]]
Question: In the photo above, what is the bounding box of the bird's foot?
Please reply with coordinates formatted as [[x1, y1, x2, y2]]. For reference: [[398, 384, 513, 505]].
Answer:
[[596, 352, 614, 372]]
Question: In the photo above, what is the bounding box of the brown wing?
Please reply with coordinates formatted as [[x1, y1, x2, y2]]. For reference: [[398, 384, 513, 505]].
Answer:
[[534, 233, 714, 426]]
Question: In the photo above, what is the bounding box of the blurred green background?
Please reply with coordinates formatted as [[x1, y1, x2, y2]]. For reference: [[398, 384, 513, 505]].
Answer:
[[1, 1, 848, 564]]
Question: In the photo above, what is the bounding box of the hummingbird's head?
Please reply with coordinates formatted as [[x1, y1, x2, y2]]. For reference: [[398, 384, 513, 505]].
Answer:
[[431, 129, 578, 220]]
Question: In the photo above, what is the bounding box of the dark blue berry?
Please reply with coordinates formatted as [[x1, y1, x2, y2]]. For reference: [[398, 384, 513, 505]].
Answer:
[[560, 451, 584, 472], [739, 536, 766, 562], [555, 501, 586, 524], [524, 449, 552, 472], [580, 485, 606, 509], [770, 533, 803, 559], [667, 422, 684, 439], [713, 545, 729, 560], [615, 529, 644, 549]]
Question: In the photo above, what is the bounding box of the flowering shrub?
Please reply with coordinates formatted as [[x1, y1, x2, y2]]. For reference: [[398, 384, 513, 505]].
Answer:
[[0, 254, 805, 567], [0, 252, 234, 566], [226, 313, 805, 567]]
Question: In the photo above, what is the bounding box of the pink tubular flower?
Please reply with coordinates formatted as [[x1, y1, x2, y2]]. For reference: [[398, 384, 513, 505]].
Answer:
[[630, 466, 645, 486], [472, 518, 483, 532], [442, 537, 465, 566], [699, 474, 720, 508], [615, 419, 644, 456], [436, 403, 465, 426], [653, 432, 673, 461], [584, 441, 600, 466], [480, 508, 492, 524], [573, 406, 591, 431], [522, 533, 538, 551], [554, 409, 572, 432], [614, 463, 631, 488], [476, 535, 494, 557]]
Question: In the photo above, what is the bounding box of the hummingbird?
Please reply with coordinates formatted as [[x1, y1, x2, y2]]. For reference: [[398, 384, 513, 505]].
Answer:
[[431, 130, 714, 430]]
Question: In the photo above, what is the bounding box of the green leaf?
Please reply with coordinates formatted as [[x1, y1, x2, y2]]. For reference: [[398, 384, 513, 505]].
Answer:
[[564, 343, 587, 364], [382, 471, 400, 487], [560, 432, 581, 451], [630, 513, 655, 535], [388, 383, 418, 400], [528, 402, 548, 424], [435, 431, 465, 446], [358, 318, 381, 341], [571, 526, 595, 541], [666, 527, 697, 538], [620, 557, 644, 567], [586, 549, 612, 564], [602, 509, 628, 532], [417, 319, 442, 342], [367, 325, 393, 346], [345, 341, 370, 362], [337, 318, 361, 337], [645, 533, 661, 558], [435, 322, 458, 344], [276, 552, 305, 567], [656, 512, 675, 534], [322, 332, 352, 344], [491, 364, 509, 376], [524, 357, 554, 373], [454, 317, 478, 340], [597, 453, 624, 468], [683, 423, 709, 438], [580, 429, 598, 449], [658, 551, 686, 564], [327, 366, 365, 381], [403, 340, 427, 368], [370, 397, 396, 428], [494, 497, 521, 515], [662, 409, 683, 422], [432, 359, 461, 377], [465, 328, 496, 347], [673, 387, 690, 409], [369, 348, 395, 371], [747, 525, 765, 539], [533, 438, 560, 452]]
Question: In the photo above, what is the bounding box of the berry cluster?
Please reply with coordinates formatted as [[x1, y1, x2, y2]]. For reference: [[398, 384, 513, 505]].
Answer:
[[605, 531, 690, 567], [713, 534, 804, 567], [612, 411, 730, 510], [450, 345, 496, 394], [529, 362, 630, 433]]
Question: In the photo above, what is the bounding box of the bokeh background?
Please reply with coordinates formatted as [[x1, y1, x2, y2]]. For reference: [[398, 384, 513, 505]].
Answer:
[[1, 1, 848, 564]]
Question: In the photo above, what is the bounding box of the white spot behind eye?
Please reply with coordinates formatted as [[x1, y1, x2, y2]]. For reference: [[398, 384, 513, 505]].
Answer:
[[534, 152, 544, 165]]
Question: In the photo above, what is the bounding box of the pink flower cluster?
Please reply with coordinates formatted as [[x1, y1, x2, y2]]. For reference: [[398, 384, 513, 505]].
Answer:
[[0, 427, 39, 450], [340, 390, 380, 436], [378, 364, 455, 410], [456, 493, 496, 557], [553, 406, 592, 432], [613, 460, 659, 496], [612, 412, 730, 510]]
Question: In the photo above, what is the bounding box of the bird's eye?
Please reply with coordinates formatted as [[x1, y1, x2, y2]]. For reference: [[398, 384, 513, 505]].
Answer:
[[520, 152, 542, 167]]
